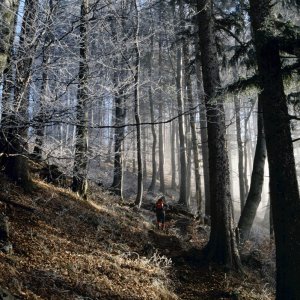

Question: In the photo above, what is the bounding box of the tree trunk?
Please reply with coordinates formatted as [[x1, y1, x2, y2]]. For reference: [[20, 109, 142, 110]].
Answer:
[[4, 0, 36, 191], [185, 116, 192, 207], [133, 0, 143, 207], [243, 107, 250, 195], [170, 115, 177, 190], [238, 95, 266, 241], [158, 102, 165, 194], [143, 127, 147, 181], [0, 0, 19, 76], [183, 37, 202, 214], [176, 46, 187, 207], [234, 94, 246, 212], [72, 0, 89, 199], [1, 8, 18, 126], [197, 0, 242, 270], [176, 0, 187, 207], [132, 131, 136, 173], [249, 1, 300, 298], [33, 0, 55, 160], [147, 37, 157, 192], [110, 16, 127, 199], [195, 33, 210, 216], [158, 39, 165, 194]]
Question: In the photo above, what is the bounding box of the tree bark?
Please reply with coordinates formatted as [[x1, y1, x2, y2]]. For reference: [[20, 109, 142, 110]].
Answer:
[[1, 7, 18, 127], [142, 127, 147, 181], [4, 0, 37, 191], [148, 34, 157, 192], [33, 0, 55, 160], [133, 0, 143, 207], [243, 106, 250, 196], [195, 32, 210, 216], [183, 37, 202, 214], [249, 1, 300, 298], [158, 21, 165, 194], [72, 0, 89, 199], [110, 15, 127, 199], [234, 94, 246, 211], [170, 115, 177, 190], [238, 95, 266, 241], [0, 0, 19, 76], [197, 0, 242, 270], [176, 0, 187, 207]]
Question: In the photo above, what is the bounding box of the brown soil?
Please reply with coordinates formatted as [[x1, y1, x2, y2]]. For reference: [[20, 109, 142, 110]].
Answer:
[[0, 174, 275, 299]]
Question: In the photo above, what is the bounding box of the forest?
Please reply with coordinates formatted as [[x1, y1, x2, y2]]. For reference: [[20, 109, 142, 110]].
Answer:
[[0, 0, 300, 299]]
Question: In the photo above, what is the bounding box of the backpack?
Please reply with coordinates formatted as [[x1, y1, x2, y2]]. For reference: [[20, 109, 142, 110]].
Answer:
[[156, 200, 164, 210]]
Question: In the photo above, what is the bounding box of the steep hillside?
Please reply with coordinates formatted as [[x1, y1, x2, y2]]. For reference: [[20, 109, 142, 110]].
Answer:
[[0, 174, 275, 299]]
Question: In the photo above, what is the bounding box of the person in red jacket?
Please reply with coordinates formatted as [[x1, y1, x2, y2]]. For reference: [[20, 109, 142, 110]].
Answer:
[[155, 196, 167, 230]]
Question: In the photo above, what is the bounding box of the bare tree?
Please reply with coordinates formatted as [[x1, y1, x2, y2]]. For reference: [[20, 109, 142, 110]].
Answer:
[[72, 0, 89, 199], [0, 0, 19, 76], [133, 0, 143, 207], [176, 0, 187, 207], [182, 35, 202, 214], [3, 0, 38, 191], [147, 35, 157, 192], [158, 3, 165, 194]]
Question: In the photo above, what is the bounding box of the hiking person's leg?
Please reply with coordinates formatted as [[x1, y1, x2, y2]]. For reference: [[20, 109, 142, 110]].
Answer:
[[156, 213, 160, 229], [161, 212, 166, 230]]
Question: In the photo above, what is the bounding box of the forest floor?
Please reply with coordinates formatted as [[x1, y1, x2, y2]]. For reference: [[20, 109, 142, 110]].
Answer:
[[0, 168, 275, 299]]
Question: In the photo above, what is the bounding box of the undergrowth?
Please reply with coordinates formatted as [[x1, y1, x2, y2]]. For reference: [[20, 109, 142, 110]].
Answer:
[[0, 173, 275, 299]]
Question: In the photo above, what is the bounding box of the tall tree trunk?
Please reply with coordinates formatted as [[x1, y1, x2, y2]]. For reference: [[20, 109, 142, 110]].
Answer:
[[176, 46, 187, 207], [183, 37, 202, 214], [147, 36, 157, 192], [72, 0, 89, 199], [249, 1, 300, 298], [148, 49, 157, 192], [143, 127, 147, 181], [4, 0, 36, 191], [158, 101, 165, 193], [111, 93, 126, 198], [1, 8, 18, 126], [197, 0, 242, 270], [238, 95, 266, 241], [176, 0, 187, 207], [234, 94, 246, 212], [185, 116, 192, 207], [170, 114, 177, 190], [133, 0, 143, 207], [132, 131, 136, 173], [110, 15, 127, 199], [195, 33, 210, 216], [158, 32, 165, 194], [0, 0, 19, 76], [33, 0, 55, 160], [33, 4, 53, 159], [243, 106, 250, 195]]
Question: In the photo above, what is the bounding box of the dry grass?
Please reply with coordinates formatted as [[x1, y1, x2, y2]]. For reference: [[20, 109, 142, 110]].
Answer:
[[0, 176, 177, 299], [0, 173, 275, 300]]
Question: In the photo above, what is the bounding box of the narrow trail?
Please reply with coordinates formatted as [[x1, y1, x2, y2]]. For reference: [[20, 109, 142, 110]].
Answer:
[[141, 205, 241, 300]]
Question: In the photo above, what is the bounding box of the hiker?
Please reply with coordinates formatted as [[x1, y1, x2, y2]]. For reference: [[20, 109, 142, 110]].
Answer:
[[155, 196, 167, 230]]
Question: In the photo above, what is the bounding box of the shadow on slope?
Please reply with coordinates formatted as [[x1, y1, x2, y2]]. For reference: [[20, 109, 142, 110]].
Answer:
[[0, 175, 177, 300]]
